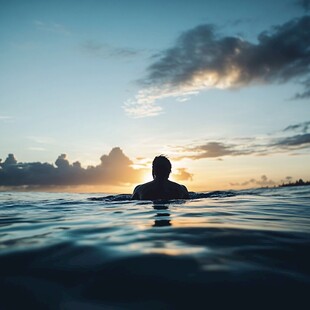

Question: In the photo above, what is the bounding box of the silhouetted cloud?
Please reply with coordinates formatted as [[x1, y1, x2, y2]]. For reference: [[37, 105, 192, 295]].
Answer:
[[2, 154, 18, 166], [0, 148, 145, 189], [124, 16, 310, 117], [230, 175, 276, 187], [173, 168, 193, 181]]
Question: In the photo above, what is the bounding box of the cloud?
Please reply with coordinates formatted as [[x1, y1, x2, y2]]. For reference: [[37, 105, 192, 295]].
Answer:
[[81, 40, 141, 59], [296, 0, 310, 12], [274, 133, 310, 147], [186, 142, 248, 159], [293, 87, 310, 99], [174, 140, 260, 160], [123, 92, 164, 118], [173, 168, 193, 181], [284, 121, 310, 133], [172, 122, 310, 160], [124, 16, 310, 117], [0, 147, 145, 189], [230, 175, 276, 187]]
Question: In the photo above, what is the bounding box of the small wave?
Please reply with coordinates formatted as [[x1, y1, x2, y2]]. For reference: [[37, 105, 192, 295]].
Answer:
[[88, 194, 132, 202], [189, 191, 238, 199], [89, 191, 239, 202]]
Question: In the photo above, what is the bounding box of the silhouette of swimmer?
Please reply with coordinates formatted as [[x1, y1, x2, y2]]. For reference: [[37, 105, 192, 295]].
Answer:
[[132, 155, 189, 200]]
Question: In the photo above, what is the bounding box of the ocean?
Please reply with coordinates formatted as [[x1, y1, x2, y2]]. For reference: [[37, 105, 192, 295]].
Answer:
[[0, 186, 309, 309]]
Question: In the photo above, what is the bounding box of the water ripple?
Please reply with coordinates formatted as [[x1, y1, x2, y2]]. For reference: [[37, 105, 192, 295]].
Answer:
[[0, 187, 309, 308]]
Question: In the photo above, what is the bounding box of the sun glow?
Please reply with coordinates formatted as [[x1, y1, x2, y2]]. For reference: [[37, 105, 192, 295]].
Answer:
[[142, 173, 153, 184]]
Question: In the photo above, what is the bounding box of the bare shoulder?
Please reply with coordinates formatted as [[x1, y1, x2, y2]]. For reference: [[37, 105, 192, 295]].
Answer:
[[168, 180, 189, 198], [131, 181, 154, 199], [131, 184, 142, 199]]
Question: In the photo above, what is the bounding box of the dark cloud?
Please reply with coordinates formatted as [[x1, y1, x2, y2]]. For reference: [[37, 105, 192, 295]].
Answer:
[[292, 78, 310, 99], [173, 168, 193, 181], [296, 0, 310, 12], [175, 140, 260, 160], [144, 16, 310, 98], [230, 175, 276, 187], [284, 121, 310, 133], [274, 133, 310, 147], [183, 142, 251, 159], [2, 154, 18, 166], [280, 122, 310, 148], [0, 147, 144, 189]]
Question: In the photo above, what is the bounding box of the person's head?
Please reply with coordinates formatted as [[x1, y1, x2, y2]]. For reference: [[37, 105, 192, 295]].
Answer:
[[152, 155, 171, 180]]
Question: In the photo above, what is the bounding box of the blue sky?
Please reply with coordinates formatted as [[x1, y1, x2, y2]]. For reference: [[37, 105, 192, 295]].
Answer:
[[0, 0, 309, 192]]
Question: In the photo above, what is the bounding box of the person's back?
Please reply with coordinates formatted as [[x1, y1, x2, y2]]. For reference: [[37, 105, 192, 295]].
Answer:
[[132, 156, 189, 200]]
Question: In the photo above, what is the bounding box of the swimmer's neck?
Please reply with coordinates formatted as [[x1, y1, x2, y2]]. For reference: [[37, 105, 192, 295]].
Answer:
[[153, 176, 169, 182]]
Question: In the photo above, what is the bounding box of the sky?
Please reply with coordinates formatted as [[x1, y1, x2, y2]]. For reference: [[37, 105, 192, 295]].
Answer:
[[0, 0, 310, 193]]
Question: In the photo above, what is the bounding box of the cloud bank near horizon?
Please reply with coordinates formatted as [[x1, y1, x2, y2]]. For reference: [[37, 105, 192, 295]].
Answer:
[[230, 175, 276, 187], [124, 16, 310, 117], [0, 148, 194, 190], [0, 147, 145, 190], [1, 122, 308, 190]]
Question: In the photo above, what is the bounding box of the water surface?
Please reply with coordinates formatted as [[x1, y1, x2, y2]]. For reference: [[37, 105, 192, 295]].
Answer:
[[1, 187, 309, 309]]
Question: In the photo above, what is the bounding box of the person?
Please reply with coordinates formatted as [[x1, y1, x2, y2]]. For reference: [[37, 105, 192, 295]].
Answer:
[[132, 155, 189, 200]]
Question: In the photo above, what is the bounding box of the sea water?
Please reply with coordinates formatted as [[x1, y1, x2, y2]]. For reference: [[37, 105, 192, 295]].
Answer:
[[0, 187, 309, 309]]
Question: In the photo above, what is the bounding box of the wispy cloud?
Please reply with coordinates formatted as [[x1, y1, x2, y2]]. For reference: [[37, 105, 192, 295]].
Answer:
[[174, 140, 263, 160], [284, 121, 310, 133], [124, 16, 310, 117], [81, 40, 142, 59], [171, 122, 310, 160], [230, 175, 276, 187], [33, 20, 71, 35], [27, 136, 55, 145], [274, 133, 310, 148], [123, 86, 198, 118]]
